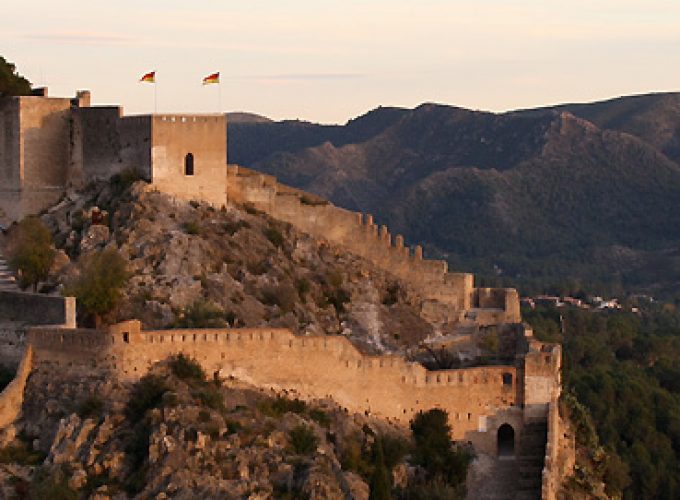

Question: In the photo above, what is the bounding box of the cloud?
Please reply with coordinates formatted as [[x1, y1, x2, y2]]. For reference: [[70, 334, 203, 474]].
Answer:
[[23, 32, 135, 45]]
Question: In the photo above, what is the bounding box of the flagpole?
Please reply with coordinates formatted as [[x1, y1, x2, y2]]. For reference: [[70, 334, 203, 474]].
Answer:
[[154, 78, 157, 113], [218, 82, 222, 113]]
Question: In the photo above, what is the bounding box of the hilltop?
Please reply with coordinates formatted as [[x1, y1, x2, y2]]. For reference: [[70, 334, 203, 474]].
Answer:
[[228, 93, 680, 297], [38, 179, 436, 355]]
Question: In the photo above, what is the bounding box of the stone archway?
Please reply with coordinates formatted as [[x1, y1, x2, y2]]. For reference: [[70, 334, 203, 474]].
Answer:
[[497, 423, 515, 457]]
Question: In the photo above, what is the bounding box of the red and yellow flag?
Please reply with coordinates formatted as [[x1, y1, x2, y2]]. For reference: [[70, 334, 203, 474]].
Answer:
[[203, 72, 220, 85], [139, 71, 155, 83]]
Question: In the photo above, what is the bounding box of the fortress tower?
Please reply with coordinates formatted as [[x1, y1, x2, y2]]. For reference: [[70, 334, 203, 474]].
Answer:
[[0, 89, 227, 225]]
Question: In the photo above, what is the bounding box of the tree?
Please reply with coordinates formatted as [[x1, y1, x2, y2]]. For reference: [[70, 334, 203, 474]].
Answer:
[[410, 409, 470, 486], [8, 217, 55, 292], [65, 248, 129, 326], [369, 437, 392, 500], [0, 56, 31, 97]]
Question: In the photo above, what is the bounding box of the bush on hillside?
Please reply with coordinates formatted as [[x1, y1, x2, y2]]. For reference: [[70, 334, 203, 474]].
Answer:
[[64, 247, 129, 326], [288, 424, 318, 455], [0, 56, 31, 96], [170, 353, 205, 381], [125, 375, 170, 424], [7, 217, 55, 292]]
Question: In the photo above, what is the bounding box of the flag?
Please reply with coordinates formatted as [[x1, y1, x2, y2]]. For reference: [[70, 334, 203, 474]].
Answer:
[[139, 71, 155, 83], [203, 72, 220, 85]]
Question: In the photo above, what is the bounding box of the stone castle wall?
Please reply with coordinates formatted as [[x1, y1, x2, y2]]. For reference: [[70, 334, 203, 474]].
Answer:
[[227, 165, 520, 325], [0, 291, 76, 328], [0, 92, 228, 224], [24, 320, 554, 456], [0, 96, 73, 224]]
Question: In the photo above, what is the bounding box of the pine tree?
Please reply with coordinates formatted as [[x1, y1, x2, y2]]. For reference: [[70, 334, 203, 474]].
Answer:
[[369, 437, 392, 500]]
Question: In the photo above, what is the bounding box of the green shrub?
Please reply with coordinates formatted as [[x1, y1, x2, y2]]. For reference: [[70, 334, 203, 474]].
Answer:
[[7, 217, 55, 292], [170, 353, 206, 381], [327, 270, 343, 288], [246, 259, 268, 276], [110, 168, 142, 192], [176, 300, 226, 328], [29, 466, 77, 500], [325, 287, 351, 314], [0, 443, 46, 465], [369, 438, 391, 500], [381, 434, 409, 469], [77, 395, 105, 419], [382, 282, 401, 306], [226, 421, 242, 434], [264, 226, 284, 248], [259, 396, 307, 417], [63, 248, 129, 326], [125, 375, 170, 423], [410, 409, 470, 487], [183, 220, 202, 235], [222, 220, 250, 235], [309, 408, 331, 427], [260, 284, 298, 313], [288, 425, 318, 455], [197, 386, 224, 410], [340, 432, 372, 479], [295, 277, 311, 297], [243, 203, 260, 215]]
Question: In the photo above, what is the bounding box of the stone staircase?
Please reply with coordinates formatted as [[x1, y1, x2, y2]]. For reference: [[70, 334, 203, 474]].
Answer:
[[515, 420, 548, 499], [0, 253, 18, 291]]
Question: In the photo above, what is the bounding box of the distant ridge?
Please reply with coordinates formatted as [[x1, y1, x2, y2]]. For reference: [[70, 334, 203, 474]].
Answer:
[[226, 112, 273, 124], [228, 93, 680, 296]]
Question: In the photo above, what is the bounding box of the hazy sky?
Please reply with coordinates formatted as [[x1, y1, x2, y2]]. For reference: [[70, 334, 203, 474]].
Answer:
[[2, 0, 679, 123]]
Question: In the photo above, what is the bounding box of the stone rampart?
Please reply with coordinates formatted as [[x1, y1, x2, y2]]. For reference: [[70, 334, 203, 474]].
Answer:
[[0, 323, 26, 368], [0, 291, 76, 328], [227, 165, 521, 325], [0, 345, 32, 429], [28, 321, 526, 455], [542, 400, 561, 500]]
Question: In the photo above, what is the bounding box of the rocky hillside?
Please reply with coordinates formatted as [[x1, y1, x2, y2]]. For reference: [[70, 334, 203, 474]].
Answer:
[[39, 179, 437, 354], [228, 93, 680, 297], [1, 354, 413, 499]]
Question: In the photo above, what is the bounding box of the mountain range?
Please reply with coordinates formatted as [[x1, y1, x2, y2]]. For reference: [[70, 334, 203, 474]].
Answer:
[[227, 93, 680, 297]]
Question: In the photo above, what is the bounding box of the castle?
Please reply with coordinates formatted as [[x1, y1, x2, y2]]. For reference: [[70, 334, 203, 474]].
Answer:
[[0, 89, 227, 225], [0, 90, 573, 497], [0, 89, 519, 326]]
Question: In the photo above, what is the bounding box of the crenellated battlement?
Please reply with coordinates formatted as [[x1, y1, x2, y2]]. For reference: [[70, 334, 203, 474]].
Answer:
[[24, 319, 544, 456], [226, 165, 520, 326]]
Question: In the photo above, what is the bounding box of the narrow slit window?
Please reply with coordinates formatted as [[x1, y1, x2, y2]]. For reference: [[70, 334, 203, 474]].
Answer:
[[185, 153, 194, 175]]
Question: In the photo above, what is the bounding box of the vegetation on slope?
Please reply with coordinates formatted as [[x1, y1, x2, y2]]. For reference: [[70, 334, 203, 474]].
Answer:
[[229, 96, 680, 298], [40, 180, 433, 353], [6, 354, 470, 498], [0, 56, 31, 97], [525, 303, 680, 499]]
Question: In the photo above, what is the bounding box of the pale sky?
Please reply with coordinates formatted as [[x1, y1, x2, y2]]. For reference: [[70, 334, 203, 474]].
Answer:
[[2, 0, 679, 123]]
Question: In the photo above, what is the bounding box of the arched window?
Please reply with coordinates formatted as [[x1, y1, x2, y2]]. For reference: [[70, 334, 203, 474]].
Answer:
[[185, 153, 194, 176], [502, 372, 513, 386], [497, 423, 515, 457]]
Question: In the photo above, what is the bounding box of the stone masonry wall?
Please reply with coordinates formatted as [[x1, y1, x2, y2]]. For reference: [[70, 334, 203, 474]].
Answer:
[[0, 95, 74, 223], [150, 115, 227, 207], [227, 166, 520, 325], [27, 321, 532, 455], [0, 291, 76, 328]]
